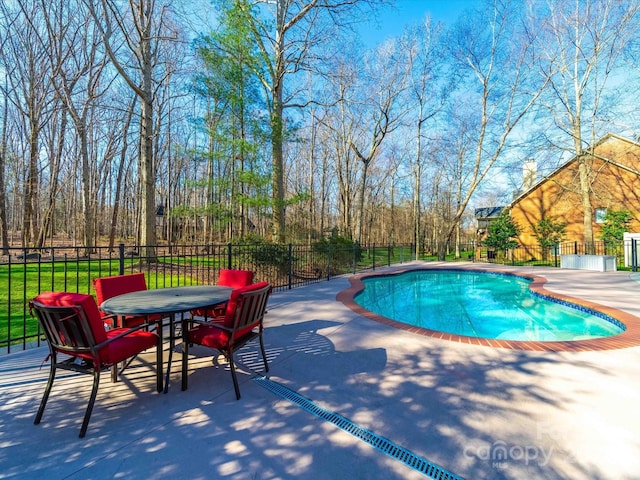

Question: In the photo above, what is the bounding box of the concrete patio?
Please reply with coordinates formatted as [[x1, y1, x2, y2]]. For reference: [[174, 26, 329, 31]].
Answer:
[[1, 261, 639, 479]]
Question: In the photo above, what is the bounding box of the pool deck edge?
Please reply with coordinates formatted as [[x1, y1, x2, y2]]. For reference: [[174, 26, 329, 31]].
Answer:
[[336, 264, 640, 352]]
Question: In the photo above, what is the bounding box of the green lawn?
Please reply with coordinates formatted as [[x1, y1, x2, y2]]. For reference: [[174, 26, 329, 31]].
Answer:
[[2, 244, 420, 348], [1, 259, 192, 346]]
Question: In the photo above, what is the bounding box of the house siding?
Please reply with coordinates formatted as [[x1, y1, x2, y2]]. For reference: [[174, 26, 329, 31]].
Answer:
[[509, 134, 640, 255]]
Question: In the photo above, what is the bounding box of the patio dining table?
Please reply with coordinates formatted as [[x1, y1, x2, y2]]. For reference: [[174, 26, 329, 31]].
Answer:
[[100, 285, 232, 393]]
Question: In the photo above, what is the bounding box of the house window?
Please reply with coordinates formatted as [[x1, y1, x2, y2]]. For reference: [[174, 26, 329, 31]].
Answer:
[[595, 208, 607, 224]]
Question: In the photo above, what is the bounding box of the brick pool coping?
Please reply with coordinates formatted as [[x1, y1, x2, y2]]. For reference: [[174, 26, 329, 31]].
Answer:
[[336, 265, 640, 352]]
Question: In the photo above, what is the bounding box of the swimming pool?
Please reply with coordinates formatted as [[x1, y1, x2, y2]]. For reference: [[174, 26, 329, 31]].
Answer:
[[352, 269, 624, 342]]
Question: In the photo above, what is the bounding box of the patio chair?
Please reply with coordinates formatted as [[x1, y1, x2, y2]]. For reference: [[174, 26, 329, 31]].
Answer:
[[30, 292, 160, 438], [190, 269, 254, 320], [94, 273, 160, 328], [181, 281, 271, 399]]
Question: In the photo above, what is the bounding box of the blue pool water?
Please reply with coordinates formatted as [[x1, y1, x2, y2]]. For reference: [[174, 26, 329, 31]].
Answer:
[[354, 270, 624, 341]]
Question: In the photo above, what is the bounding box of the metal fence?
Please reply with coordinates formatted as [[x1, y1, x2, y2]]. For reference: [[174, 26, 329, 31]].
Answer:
[[2, 239, 638, 354], [1, 242, 415, 353], [470, 240, 640, 269]]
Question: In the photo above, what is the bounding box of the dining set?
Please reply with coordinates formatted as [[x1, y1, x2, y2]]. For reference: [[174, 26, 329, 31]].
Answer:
[[28, 269, 272, 438]]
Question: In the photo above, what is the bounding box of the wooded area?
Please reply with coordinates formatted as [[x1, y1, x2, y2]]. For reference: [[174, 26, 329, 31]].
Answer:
[[1, 0, 639, 256]]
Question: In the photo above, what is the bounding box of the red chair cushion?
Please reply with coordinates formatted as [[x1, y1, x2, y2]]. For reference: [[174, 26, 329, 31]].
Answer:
[[188, 281, 270, 346], [218, 269, 254, 288], [94, 273, 159, 327], [101, 328, 158, 364], [191, 270, 255, 318], [34, 292, 157, 366], [94, 273, 147, 300], [188, 324, 230, 349], [34, 292, 108, 344], [220, 281, 270, 328]]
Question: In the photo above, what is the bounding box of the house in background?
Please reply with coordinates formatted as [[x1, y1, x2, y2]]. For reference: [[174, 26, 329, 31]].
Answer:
[[509, 133, 640, 257], [474, 160, 536, 248], [475, 206, 504, 239], [474, 206, 505, 259]]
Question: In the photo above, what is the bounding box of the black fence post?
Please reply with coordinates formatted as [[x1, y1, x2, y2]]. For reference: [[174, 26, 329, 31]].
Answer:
[[351, 244, 356, 274], [118, 243, 125, 275], [63, 254, 69, 291], [373, 243, 376, 270], [227, 243, 233, 269], [288, 243, 293, 289], [633, 239, 638, 273]]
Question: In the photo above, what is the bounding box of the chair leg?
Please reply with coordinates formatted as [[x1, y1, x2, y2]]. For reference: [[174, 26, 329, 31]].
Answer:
[[79, 369, 101, 438], [181, 338, 189, 391], [34, 357, 56, 426], [114, 357, 136, 381], [259, 334, 269, 373], [156, 327, 163, 393], [164, 316, 179, 394], [227, 351, 241, 400]]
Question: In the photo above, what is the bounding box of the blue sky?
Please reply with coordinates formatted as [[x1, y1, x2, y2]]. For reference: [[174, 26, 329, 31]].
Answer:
[[360, 0, 478, 46]]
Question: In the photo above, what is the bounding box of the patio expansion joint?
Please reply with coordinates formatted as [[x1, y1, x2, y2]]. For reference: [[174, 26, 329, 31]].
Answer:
[[253, 375, 463, 480]]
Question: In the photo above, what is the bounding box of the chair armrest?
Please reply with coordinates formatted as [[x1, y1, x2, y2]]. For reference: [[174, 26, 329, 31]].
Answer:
[[181, 317, 232, 333]]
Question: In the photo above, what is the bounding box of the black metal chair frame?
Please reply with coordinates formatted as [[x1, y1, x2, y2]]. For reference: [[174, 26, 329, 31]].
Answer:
[[30, 300, 161, 438], [181, 284, 271, 399]]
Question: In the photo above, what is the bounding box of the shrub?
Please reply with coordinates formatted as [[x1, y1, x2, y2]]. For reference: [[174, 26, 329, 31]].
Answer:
[[313, 236, 362, 274], [531, 216, 566, 260], [482, 211, 520, 255], [236, 235, 291, 276], [600, 209, 633, 244]]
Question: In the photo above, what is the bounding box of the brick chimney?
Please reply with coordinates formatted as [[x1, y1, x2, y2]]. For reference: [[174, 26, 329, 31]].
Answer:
[[523, 159, 537, 190]]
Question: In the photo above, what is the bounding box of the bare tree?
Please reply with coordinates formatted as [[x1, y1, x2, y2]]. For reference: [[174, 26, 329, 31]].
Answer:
[[39, 1, 111, 253], [106, 96, 137, 250], [303, 101, 335, 239], [400, 17, 450, 258], [436, 0, 546, 260], [528, 0, 640, 248], [349, 40, 409, 244], [87, 0, 179, 255], [2, 1, 57, 248], [234, 0, 385, 242], [318, 51, 360, 239], [0, 62, 10, 253], [0, 6, 13, 253]]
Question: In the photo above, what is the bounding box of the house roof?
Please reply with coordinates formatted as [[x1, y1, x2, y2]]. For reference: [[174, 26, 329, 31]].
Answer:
[[508, 132, 640, 207], [475, 206, 504, 219]]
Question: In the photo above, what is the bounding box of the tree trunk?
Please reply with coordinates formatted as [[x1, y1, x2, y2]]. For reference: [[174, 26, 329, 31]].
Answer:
[[357, 161, 370, 244], [0, 77, 9, 253], [413, 137, 422, 261], [271, 0, 286, 242], [578, 158, 595, 251], [108, 98, 135, 251], [35, 111, 66, 249], [23, 114, 39, 248], [140, 69, 157, 256]]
